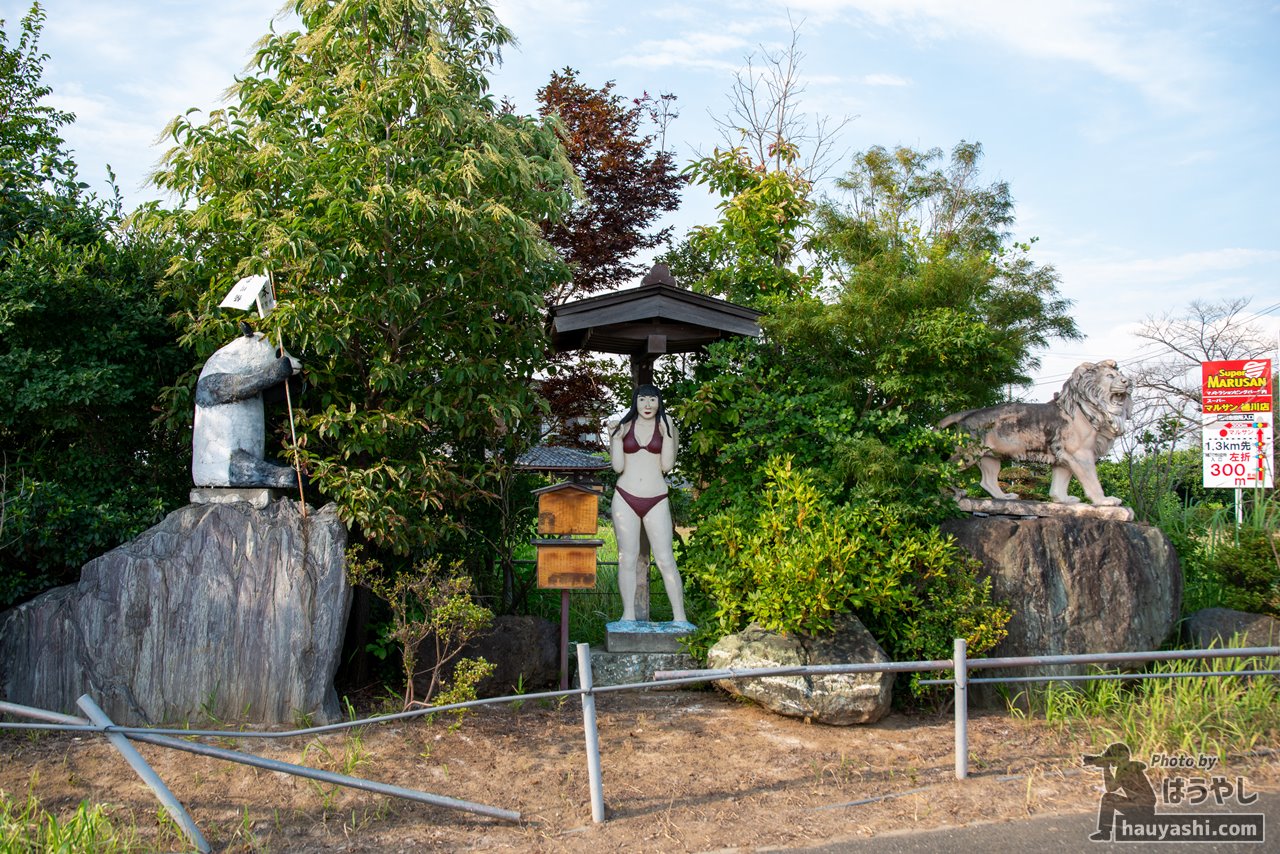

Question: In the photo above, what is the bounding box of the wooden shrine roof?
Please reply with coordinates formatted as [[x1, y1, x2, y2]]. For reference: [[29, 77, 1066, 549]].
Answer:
[[549, 264, 762, 357]]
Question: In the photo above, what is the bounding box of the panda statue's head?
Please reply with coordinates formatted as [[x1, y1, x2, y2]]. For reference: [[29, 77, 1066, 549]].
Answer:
[[201, 322, 281, 376]]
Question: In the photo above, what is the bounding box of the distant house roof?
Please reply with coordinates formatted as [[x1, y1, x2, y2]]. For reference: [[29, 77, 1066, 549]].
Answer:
[[530, 481, 604, 496], [549, 263, 762, 357], [516, 445, 611, 473]]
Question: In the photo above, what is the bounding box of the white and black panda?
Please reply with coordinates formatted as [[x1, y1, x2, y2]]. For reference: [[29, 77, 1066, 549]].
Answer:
[[192, 323, 302, 488]]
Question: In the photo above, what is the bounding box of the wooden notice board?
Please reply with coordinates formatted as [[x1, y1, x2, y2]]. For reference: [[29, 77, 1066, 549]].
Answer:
[[533, 482, 601, 536], [533, 539, 603, 589]]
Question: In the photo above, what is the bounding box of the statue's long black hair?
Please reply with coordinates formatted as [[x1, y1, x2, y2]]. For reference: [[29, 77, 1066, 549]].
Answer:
[[611, 383, 673, 439]]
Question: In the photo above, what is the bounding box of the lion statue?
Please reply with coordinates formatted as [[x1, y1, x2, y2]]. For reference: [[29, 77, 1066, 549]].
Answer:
[[938, 360, 1133, 506]]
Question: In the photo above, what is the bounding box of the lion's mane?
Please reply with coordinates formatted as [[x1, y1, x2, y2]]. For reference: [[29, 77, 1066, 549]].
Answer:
[[1051, 359, 1133, 460]]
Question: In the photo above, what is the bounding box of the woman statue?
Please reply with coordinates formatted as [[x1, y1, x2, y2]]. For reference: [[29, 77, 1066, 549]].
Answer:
[[608, 384, 688, 623]]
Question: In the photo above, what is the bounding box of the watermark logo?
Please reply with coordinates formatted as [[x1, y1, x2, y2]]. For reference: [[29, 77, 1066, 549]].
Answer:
[[1084, 742, 1265, 844]]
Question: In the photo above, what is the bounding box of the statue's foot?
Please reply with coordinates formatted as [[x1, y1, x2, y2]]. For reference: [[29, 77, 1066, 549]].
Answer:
[[229, 450, 300, 489], [1095, 496, 1123, 507], [983, 490, 1019, 501], [1052, 495, 1082, 505]]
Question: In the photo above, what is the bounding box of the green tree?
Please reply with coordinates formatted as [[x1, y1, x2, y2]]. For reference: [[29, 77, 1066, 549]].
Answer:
[[0, 2, 80, 250], [669, 141, 1072, 670], [680, 142, 818, 308], [0, 3, 190, 605], [140, 0, 577, 561], [670, 143, 1079, 516], [664, 22, 841, 309], [800, 141, 1081, 420]]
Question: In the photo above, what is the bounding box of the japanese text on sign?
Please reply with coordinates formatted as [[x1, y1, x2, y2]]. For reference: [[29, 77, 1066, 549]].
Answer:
[[1201, 359, 1272, 490]]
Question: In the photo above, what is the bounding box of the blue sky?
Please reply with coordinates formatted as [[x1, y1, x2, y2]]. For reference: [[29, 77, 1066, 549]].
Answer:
[[28, 0, 1280, 394]]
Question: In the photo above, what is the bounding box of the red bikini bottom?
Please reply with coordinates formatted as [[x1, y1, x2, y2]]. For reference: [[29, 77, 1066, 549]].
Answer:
[[615, 486, 669, 519]]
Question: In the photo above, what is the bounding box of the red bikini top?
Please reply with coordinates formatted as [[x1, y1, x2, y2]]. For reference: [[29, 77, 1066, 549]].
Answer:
[[621, 419, 663, 454]]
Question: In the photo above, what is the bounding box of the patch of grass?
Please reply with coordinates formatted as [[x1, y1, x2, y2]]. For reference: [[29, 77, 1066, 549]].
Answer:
[[0, 777, 184, 852], [1008, 647, 1280, 760], [301, 733, 370, 814]]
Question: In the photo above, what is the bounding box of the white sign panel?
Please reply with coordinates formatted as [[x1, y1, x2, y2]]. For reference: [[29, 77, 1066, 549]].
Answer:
[[1202, 415, 1273, 489], [219, 274, 269, 311]]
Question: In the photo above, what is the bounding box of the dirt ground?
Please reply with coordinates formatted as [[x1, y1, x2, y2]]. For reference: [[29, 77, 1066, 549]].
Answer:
[[3, 689, 1278, 852]]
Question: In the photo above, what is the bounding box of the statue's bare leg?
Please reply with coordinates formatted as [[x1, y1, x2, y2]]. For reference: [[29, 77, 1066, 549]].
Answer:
[[978, 455, 1018, 500], [612, 497, 641, 621], [1049, 464, 1081, 504], [643, 502, 687, 623], [1065, 453, 1121, 506], [635, 528, 651, 621]]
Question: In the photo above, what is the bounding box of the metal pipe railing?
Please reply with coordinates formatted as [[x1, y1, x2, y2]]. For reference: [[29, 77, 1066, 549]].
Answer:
[[0, 698, 519, 824], [2, 641, 1276, 826], [76, 695, 211, 853]]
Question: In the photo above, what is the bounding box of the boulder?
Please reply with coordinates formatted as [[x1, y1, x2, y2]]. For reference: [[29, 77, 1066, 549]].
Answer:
[[706, 616, 893, 725], [1184, 608, 1280, 650], [0, 500, 349, 725], [414, 614, 560, 699], [940, 515, 1181, 694]]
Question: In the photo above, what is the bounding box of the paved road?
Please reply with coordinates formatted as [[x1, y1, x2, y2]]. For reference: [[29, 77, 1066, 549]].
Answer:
[[780, 792, 1277, 853]]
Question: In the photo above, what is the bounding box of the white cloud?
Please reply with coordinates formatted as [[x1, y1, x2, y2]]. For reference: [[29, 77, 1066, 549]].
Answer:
[[859, 72, 910, 87], [774, 0, 1209, 110], [614, 33, 750, 72], [1066, 248, 1280, 285], [491, 0, 594, 36], [1030, 246, 1280, 388]]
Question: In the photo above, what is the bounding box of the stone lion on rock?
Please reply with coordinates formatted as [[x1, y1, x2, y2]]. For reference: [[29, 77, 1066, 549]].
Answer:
[[938, 359, 1132, 506]]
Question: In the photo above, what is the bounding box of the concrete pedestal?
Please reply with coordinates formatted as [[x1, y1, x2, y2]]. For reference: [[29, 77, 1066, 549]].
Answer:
[[606, 619, 695, 653], [189, 487, 285, 509], [587, 650, 698, 687], [586, 620, 699, 687]]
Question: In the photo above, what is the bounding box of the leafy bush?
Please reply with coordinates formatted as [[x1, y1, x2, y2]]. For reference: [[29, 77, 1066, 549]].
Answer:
[[347, 549, 495, 714], [682, 456, 1009, 670], [0, 9, 189, 605], [1146, 491, 1278, 618], [1207, 528, 1280, 616]]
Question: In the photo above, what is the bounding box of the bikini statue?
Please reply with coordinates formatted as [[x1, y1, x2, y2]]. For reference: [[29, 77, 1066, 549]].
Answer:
[[607, 384, 689, 624]]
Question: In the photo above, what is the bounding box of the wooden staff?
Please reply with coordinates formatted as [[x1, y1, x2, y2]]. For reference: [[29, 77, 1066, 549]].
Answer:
[[265, 271, 307, 517]]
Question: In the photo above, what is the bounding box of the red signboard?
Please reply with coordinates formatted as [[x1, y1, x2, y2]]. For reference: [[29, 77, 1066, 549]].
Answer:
[[1201, 359, 1272, 414]]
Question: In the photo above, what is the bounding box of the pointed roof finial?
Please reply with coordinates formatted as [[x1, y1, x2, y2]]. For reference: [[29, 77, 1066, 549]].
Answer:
[[640, 263, 677, 287]]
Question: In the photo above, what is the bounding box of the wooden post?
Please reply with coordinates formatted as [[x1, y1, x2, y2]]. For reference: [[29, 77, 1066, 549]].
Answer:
[[560, 590, 571, 690]]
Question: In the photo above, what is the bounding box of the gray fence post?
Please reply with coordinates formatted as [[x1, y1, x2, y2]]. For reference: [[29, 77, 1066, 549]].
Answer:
[[76, 695, 211, 853], [576, 642, 606, 822], [954, 638, 968, 780]]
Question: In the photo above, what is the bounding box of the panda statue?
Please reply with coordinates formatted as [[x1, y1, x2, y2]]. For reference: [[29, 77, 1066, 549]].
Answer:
[[192, 322, 302, 489]]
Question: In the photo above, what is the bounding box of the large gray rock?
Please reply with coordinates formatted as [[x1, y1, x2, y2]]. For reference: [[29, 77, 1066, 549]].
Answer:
[[0, 500, 349, 725], [941, 515, 1181, 692], [707, 616, 893, 725], [1184, 608, 1280, 650]]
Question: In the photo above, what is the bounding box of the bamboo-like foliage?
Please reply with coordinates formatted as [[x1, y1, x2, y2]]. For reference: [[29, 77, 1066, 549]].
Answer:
[[140, 0, 577, 554]]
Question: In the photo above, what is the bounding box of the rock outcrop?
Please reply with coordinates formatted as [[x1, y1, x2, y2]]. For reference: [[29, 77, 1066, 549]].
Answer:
[[707, 616, 893, 725], [1184, 607, 1280, 650], [0, 500, 349, 725], [941, 514, 1181, 696]]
